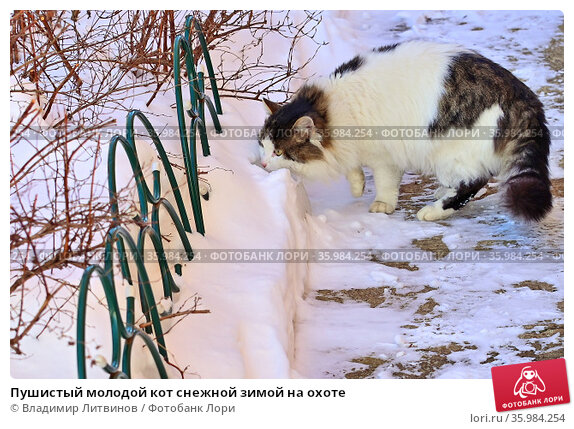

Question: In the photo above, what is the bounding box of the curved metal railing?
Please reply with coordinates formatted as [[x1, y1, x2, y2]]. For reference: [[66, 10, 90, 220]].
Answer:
[[77, 16, 222, 379]]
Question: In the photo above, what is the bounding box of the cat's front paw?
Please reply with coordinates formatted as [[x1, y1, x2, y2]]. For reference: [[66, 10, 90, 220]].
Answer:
[[347, 168, 365, 198], [416, 204, 455, 221], [350, 180, 365, 198], [369, 201, 395, 214]]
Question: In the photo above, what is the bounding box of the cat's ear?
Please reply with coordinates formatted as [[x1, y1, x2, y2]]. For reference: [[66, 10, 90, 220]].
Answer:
[[292, 116, 316, 142], [262, 98, 282, 115]]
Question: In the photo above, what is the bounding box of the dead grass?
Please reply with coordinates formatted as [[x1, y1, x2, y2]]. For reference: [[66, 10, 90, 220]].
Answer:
[[551, 178, 564, 198], [415, 298, 439, 315], [392, 343, 477, 379], [412, 235, 450, 259], [345, 357, 388, 379], [513, 280, 556, 292], [369, 253, 419, 271], [397, 176, 439, 219], [474, 239, 520, 251]]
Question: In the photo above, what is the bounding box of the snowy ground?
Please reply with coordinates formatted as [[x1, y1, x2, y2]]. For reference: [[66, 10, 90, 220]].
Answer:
[[11, 10, 564, 379]]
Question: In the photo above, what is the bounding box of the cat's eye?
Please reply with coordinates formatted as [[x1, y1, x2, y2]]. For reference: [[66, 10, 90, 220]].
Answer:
[[274, 149, 284, 156]]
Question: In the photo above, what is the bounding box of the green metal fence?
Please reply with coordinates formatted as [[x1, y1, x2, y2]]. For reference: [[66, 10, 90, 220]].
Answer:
[[76, 16, 222, 379]]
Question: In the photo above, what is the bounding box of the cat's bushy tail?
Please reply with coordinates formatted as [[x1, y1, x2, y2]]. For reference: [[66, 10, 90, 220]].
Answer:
[[503, 121, 552, 222]]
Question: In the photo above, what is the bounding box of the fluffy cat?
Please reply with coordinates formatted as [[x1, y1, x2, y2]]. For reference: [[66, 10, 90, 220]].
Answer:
[[258, 41, 552, 221]]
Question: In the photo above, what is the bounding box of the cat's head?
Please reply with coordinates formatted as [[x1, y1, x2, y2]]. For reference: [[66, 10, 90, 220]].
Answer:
[[258, 87, 332, 178]]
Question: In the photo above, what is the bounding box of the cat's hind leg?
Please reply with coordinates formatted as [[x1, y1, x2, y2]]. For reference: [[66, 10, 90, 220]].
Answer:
[[369, 165, 403, 214], [346, 167, 365, 198], [417, 178, 488, 221]]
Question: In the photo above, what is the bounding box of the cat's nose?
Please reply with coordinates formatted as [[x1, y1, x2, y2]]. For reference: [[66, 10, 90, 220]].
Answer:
[[261, 161, 268, 168]]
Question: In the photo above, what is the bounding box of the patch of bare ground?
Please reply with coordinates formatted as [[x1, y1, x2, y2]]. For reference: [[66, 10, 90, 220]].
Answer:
[[415, 297, 439, 315], [513, 280, 556, 292], [543, 33, 564, 72], [369, 252, 419, 271], [412, 235, 450, 259], [345, 356, 388, 379], [474, 239, 520, 251], [551, 178, 563, 198], [539, 22, 563, 112], [341, 287, 389, 308], [376, 261, 419, 271], [314, 289, 344, 304], [480, 351, 500, 365], [344, 342, 480, 379], [397, 176, 439, 220], [520, 322, 563, 340], [392, 343, 478, 379], [513, 320, 564, 361], [314, 285, 437, 309]]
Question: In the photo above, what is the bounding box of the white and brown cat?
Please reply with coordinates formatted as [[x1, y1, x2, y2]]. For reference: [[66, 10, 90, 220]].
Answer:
[[259, 41, 552, 221]]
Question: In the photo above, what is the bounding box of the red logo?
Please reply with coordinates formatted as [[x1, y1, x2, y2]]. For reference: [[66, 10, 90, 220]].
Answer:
[[491, 359, 570, 412]]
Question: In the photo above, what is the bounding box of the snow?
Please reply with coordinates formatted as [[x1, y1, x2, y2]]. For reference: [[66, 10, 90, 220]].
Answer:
[[10, 10, 564, 380]]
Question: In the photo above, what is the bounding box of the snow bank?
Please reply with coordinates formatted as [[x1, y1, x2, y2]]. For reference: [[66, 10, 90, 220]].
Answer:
[[121, 97, 310, 378]]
